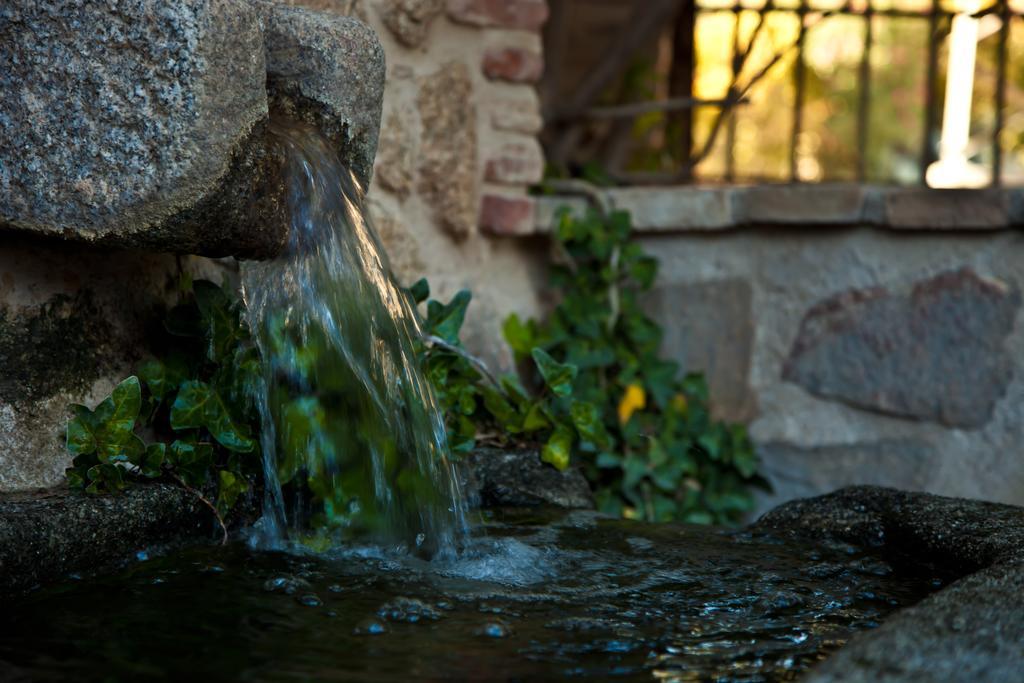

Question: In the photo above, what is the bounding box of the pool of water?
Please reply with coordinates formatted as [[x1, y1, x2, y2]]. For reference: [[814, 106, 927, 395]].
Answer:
[[0, 509, 939, 682]]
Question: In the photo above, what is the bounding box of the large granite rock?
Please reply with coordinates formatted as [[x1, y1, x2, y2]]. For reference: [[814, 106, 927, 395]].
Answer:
[[783, 269, 1020, 429], [0, 0, 385, 259], [756, 486, 1024, 681]]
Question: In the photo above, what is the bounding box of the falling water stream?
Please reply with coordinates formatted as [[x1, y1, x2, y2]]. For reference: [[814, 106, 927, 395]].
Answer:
[[0, 124, 944, 681], [241, 122, 466, 555]]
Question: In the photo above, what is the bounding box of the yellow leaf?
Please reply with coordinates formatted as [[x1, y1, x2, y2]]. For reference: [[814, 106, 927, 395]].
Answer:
[[617, 383, 646, 425]]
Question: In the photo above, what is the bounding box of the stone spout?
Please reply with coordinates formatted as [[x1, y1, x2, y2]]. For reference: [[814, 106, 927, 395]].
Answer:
[[0, 0, 385, 260]]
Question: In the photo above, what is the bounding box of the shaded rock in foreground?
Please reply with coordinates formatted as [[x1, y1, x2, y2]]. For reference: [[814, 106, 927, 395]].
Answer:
[[756, 486, 1024, 682], [0, 485, 215, 596], [459, 447, 595, 509]]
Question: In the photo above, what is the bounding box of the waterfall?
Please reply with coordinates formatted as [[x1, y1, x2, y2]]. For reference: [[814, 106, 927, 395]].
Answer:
[[241, 121, 467, 556]]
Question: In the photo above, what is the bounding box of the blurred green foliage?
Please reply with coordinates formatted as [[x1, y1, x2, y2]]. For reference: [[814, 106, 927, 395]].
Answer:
[[417, 207, 769, 524]]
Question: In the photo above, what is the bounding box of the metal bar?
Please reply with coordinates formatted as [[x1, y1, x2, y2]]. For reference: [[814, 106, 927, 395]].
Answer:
[[856, 4, 873, 182], [669, 0, 698, 180], [580, 96, 747, 120], [694, 4, 1017, 20], [726, 2, 741, 181], [920, 0, 940, 185], [993, 0, 1009, 186], [791, 0, 808, 181]]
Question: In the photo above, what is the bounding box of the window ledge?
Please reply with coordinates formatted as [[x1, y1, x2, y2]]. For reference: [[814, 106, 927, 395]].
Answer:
[[531, 184, 1024, 234]]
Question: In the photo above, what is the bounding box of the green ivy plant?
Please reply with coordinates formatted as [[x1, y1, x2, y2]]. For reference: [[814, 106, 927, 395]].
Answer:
[[413, 280, 603, 471], [66, 208, 765, 531], [415, 207, 768, 524], [65, 278, 260, 538]]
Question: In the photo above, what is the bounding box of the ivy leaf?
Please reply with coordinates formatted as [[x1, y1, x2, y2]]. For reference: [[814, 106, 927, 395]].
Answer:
[[531, 348, 577, 398], [72, 376, 142, 464], [595, 451, 622, 469], [86, 463, 126, 494], [168, 440, 215, 487], [170, 380, 255, 453], [570, 400, 608, 447], [541, 424, 573, 471], [66, 404, 98, 455], [426, 290, 471, 344], [194, 280, 242, 363], [217, 470, 248, 518], [521, 402, 550, 432], [502, 314, 535, 356], [139, 443, 166, 478], [479, 384, 517, 429], [137, 359, 168, 401], [698, 432, 722, 461], [622, 455, 648, 490], [408, 278, 430, 304], [66, 467, 86, 489]]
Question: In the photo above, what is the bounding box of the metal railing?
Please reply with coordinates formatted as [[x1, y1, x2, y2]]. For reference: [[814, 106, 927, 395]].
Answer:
[[543, 0, 1019, 186]]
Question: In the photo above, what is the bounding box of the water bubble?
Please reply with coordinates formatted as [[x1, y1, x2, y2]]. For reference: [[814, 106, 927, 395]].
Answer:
[[377, 596, 442, 623], [354, 618, 388, 635], [263, 575, 311, 595], [297, 593, 323, 607], [328, 584, 344, 593], [476, 621, 511, 638]]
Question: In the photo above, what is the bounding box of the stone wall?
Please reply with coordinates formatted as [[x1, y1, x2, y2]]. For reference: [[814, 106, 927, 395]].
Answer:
[[526, 186, 1024, 515], [286, 0, 551, 370]]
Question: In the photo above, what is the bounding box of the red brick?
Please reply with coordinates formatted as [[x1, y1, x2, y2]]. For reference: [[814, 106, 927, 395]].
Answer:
[[479, 193, 536, 235], [485, 141, 544, 184], [482, 47, 543, 83], [446, 0, 548, 30]]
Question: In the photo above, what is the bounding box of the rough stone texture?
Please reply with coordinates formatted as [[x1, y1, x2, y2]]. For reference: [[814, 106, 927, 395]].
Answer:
[[0, 0, 386, 258], [279, 0, 369, 21], [378, 0, 443, 47], [0, 0, 270, 256], [784, 268, 1020, 429], [258, 1, 387, 188], [645, 279, 758, 422], [482, 46, 544, 83], [755, 440, 935, 512], [375, 109, 417, 197], [480, 193, 538, 235], [460, 447, 594, 509], [417, 62, 479, 239], [755, 487, 1024, 682], [0, 485, 212, 596], [490, 91, 545, 134], [367, 196, 425, 280], [484, 140, 545, 184], [739, 185, 868, 225], [614, 187, 736, 231], [446, 0, 549, 29], [884, 188, 1008, 229]]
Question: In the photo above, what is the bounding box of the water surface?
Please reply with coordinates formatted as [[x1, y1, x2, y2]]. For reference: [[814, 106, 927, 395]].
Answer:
[[0, 508, 938, 682]]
